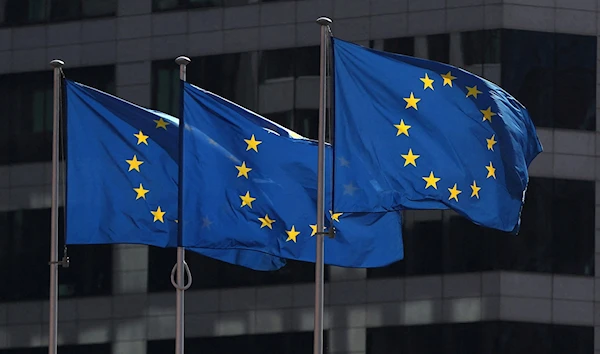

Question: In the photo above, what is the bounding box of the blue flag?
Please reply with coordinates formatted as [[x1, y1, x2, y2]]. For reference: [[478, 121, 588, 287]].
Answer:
[[181, 82, 404, 268], [65, 80, 403, 270], [65, 80, 286, 270], [331, 38, 543, 233], [66, 80, 179, 248]]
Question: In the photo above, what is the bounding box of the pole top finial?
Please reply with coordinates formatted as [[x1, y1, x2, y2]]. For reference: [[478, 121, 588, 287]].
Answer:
[[49, 60, 64, 68], [175, 56, 191, 66], [316, 17, 332, 26]]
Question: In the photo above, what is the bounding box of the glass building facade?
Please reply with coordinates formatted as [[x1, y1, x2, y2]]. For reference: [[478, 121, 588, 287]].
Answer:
[[0, 0, 597, 353]]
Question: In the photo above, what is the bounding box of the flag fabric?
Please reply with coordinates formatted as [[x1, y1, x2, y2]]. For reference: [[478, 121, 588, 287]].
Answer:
[[65, 80, 286, 270], [331, 38, 543, 233], [65, 79, 403, 270], [66, 80, 179, 248], [180, 82, 404, 268]]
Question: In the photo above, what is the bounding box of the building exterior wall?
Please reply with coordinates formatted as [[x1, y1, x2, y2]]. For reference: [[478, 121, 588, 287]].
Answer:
[[0, 0, 598, 353]]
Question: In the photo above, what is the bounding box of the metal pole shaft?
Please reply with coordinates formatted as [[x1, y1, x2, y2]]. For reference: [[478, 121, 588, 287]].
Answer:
[[49, 59, 64, 354], [175, 55, 191, 354], [314, 17, 332, 354]]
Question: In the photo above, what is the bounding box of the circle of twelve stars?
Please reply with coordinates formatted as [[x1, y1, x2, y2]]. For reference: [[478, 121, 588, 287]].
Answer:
[[391, 71, 498, 202], [124, 117, 343, 244]]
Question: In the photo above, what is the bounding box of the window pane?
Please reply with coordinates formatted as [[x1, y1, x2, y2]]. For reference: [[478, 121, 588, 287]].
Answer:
[[494, 178, 553, 273], [192, 52, 258, 111], [383, 37, 414, 55], [8, 71, 53, 163], [153, 65, 180, 117], [0, 76, 9, 164], [501, 29, 555, 129], [0, 343, 111, 354], [1, 65, 115, 165], [460, 30, 501, 65], [551, 179, 594, 275], [367, 323, 593, 354], [295, 46, 320, 77], [0, 209, 50, 301], [293, 109, 318, 139], [553, 33, 596, 130], [2, 0, 47, 25], [405, 213, 443, 275], [81, 0, 116, 17], [552, 323, 594, 354], [264, 111, 293, 130], [148, 246, 320, 292], [427, 33, 449, 63], [444, 214, 486, 273], [0, 208, 112, 301], [189, 0, 222, 8], [50, 0, 80, 21], [259, 48, 295, 83], [59, 208, 112, 297], [148, 332, 322, 354]]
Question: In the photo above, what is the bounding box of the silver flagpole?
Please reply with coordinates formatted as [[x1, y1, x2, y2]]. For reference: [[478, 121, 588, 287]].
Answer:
[[174, 55, 191, 354], [314, 16, 332, 354], [48, 59, 64, 354]]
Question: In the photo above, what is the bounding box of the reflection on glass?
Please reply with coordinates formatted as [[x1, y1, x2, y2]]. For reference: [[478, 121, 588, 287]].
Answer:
[[0, 65, 115, 165], [50, 0, 80, 21], [383, 37, 415, 56], [367, 322, 592, 354], [148, 246, 322, 292], [82, 0, 116, 17], [0, 208, 112, 301], [367, 177, 594, 278], [427, 34, 450, 63], [0, 343, 112, 354], [501, 29, 596, 130], [148, 332, 322, 354], [1, 0, 115, 25]]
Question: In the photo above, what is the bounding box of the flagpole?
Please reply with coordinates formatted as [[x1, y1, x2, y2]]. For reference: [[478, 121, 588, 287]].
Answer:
[[314, 16, 332, 354], [174, 55, 191, 354], [48, 59, 64, 354]]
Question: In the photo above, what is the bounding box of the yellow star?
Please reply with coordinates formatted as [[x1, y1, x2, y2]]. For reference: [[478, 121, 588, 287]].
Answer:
[[403, 92, 420, 110], [258, 214, 276, 229], [126, 155, 144, 172], [329, 210, 343, 222], [448, 184, 461, 202], [239, 191, 256, 208], [285, 226, 300, 243], [401, 148, 420, 167], [244, 134, 262, 152], [154, 117, 170, 130], [485, 162, 496, 179], [151, 206, 166, 223], [486, 134, 497, 151], [420, 73, 434, 90], [235, 161, 252, 179], [394, 119, 411, 136], [134, 131, 149, 145], [310, 224, 318, 236], [470, 181, 481, 198], [133, 183, 149, 200], [466, 85, 482, 98], [441, 71, 456, 87], [422, 171, 441, 189], [480, 106, 496, 122]]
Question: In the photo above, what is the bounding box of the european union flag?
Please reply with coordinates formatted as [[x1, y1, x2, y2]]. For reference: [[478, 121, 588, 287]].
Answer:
[[180, 82, 404, 268], [331, 38, 543, 233], [65, 80, 286, 270], [66, 80, 179, 248]]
